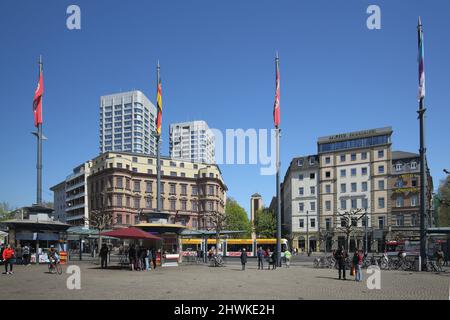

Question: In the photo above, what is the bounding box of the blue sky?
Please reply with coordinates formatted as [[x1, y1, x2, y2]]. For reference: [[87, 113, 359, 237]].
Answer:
[[0, 0, 449, 215]]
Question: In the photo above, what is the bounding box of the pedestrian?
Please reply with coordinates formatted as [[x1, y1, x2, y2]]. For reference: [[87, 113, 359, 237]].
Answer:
[[284, 249, 292, 268], [145, 248, 151, 271], [99, 243, 109, 269], [2, 244, 15, 275], [151, 248, 157, 270], [240, 248, 247, 271], [271, 251, 277, 270], [22, 244, 31, 266], [266, 248, 271, 270], [15, 244, 22, 265], [355, 250, 363, 282], [334, 246, 347, 280], [351, 251, 357, 278], [196, 248, 202, 264], [257, 247, 264, 270], [139, 247, 147, 271], [129, 244, 136, 271]]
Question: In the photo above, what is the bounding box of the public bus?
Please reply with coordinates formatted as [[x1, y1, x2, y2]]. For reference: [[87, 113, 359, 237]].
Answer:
[[181, 238, 289, 257]]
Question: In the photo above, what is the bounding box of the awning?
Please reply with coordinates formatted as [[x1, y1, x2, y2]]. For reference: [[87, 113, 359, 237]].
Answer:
[[101, 227, 162, 240]]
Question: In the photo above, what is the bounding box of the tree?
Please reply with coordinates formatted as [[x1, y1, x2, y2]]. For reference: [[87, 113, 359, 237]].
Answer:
[[86, 209, 115, 256], [225, 198, 251, 238], [203, 209, 228, 252], [0, 202, 15, 222], [335, 208, 366, 251], [254, 208, 276, 238], [437, 176, 450, 227]]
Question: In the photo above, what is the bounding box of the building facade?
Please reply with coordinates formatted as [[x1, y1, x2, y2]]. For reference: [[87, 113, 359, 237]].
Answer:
[[389, 151, 433, 241], [169, 121, 215, 164], [64, 162, 92, 226], [99, 90, 157, 155], [50, 182, 66, 222], [87, 152, 227, 229], [250, 193, 263, 240], [282, 155, 319, 251]]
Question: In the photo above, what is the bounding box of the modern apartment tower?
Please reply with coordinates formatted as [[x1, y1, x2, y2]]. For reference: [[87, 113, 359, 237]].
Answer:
[[169, 121, 215, 164], [99, 91, 157, 155]]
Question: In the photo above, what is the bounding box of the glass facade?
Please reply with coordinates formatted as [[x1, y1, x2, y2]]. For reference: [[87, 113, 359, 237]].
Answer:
[[318, 134, 390, 153]]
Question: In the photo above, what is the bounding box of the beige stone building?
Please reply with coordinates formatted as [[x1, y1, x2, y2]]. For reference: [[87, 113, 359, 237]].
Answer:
[[87, 152, 227, 229]]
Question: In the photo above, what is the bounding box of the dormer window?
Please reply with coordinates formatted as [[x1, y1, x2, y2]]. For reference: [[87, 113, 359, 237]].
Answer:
[[297, 159, 304, 167], [410, 162, 417, 169], [395, 163, 403, 171], [309, 157, 315, 165]]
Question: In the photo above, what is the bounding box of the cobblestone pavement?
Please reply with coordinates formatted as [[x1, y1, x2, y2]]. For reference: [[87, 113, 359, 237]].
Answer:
[[0, 261, 448, 300]]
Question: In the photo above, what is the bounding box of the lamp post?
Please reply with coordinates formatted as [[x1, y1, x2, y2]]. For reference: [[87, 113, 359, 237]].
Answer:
[[364, 214, 368, 255], [306, 210, 309, 255]]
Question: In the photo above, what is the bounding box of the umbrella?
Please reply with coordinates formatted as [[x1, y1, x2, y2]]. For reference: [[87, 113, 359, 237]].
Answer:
[[100, 227, 162, 240]]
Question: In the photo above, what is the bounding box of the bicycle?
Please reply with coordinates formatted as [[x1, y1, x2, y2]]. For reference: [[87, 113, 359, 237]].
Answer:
[[48, 260, 63, 275], [210, 254, 224, 267]]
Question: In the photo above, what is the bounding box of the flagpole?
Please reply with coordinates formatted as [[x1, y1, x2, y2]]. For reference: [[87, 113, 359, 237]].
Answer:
[[275, 53, 282, 267], [156, 61, 161, 213], [417, 17, 427, 271], [36, 55, 43, 205]]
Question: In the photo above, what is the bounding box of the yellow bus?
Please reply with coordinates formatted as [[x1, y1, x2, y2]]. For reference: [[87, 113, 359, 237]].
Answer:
[[181, 238, 289, 257]]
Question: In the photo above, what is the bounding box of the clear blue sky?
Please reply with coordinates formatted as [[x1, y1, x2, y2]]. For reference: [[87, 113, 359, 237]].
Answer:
[[1, 0, 449, 216]]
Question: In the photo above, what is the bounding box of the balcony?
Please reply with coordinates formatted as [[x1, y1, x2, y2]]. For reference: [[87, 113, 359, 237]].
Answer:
[[65, 203, 85, 211], [66, 192, 86, 202], [66, 181, 85, 192]]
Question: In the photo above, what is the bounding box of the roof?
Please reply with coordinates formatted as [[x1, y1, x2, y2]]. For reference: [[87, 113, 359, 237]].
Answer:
[[282, 155, 319, 185], [101, 227, 162, 240], [1, 219, 70, 231], [392, 151, 420, 160], [317, 127, 392, 144], [50, 181, 65, 191], [251, 193, 262, 198]]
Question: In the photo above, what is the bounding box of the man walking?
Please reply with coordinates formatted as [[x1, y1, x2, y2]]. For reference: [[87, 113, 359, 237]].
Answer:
[[240, 248, 248, 271], [257, 247, 264, 270], [335, 246, 347, 280], [151, 248, 157, 270], [22, 244, 30, 266], [99, 243, 109, 269]]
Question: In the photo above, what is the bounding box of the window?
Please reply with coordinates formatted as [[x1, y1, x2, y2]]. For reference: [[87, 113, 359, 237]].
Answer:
[[299, 203, 304, 212], [310, 202, 316, 211], [411, 195, 418, 206], [340, 155, 346, 162], [116, 177, 123, 188], [411, 178, 418, 187], [396, 215, 404, 226], [325, 218, 331, 230], [411, 214, 417, 226], [325, 200, 331, 211], [351, 199, 357, 209], [146, 198, 152, 209], [396, 178, 404, 188], [170, 200, 176, 211], [180, 172, 186, 177], [126, 178, 130, 190], [181, 200, 187, 211], [193, 164, 198, 169], [362, 198, 368, 209], [361, 152, 367, 160], [310, 218, 316, 228], [134, 198, 140, 209], [298, 187, 304, 196], [170, 184, 176, 194], [117, 163, 123, 169], [147, 159, 153, 164], [132, 167, 138, 173], [126, 196, 131, 208], [351, 168, 357, 176], [341, 219, 347, 227], [170, 161, 176, 167], [299, 174, 304, 180], [340, 183, 346, 193], [310, 186, 315, 195], [378, 216, 385, 229], [146, 181, 152, 193], [378, 197, 385, 209], [310, 173, 315, 179], [325, 157, 331, 164], [325, 171, 331, 178], [396, 196, 404, 208], [351, 183, 357, 192], [299, 219, 304, 228], [147, 169, 153, 175], [170, 171, 177, 177], [208, 185, 214, 195], [181, 185, 187, 196], [378, 165, 385, 174], [378, 180, 385, 190], [340, 169, 346, 177], [361, 167, 368, 175], [133, 180, 140, 192], [132, 157, 138, 163], [192, 201, 198, 212], [116, 214, 122, 225], [410, 162, 417, 169], [325, 184, 331, 193], [378, 150, 384, 158], [340, 199, 347, 210], [192, 186, 198, 195], [362, 182, 368, 192], [351, 154, 356, 161], [351, 217, 357, 227], [297, 159, 304, 167], [395, 163, 403, 171]]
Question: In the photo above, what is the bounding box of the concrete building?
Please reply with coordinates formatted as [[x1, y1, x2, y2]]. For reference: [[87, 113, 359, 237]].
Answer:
[[169, 120, 215, 164], [87, 152, 227, 230], [50, 182, 66, 222], [282, 155, 319, 252], [250, 193, 263, 239], [389, 151, 433, 241], [318, 127, 392, 252], [99, 90, 157, 155]]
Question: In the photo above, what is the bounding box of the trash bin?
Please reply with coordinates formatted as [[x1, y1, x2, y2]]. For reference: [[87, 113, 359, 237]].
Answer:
[[60, 251, 68, 265]]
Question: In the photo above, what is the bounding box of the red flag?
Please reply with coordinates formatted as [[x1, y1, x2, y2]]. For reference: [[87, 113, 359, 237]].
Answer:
[[273, 55, 280, 128], [33, 70, 43, 127]]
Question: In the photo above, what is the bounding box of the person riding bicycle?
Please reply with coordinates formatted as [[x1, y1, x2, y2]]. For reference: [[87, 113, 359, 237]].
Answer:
[[47, 245, 60, 271]]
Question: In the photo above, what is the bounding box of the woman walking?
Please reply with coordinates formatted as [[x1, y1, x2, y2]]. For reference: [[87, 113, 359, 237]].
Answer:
[[355, 250, 363, 282], [2, 244, 15, 275]]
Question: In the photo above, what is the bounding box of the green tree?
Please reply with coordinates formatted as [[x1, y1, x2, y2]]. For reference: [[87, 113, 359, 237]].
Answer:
[[254, 208, 276, 238], [437, 176, 450, 227], [0, 202, 15, 221], [225, 198, 251, 238]]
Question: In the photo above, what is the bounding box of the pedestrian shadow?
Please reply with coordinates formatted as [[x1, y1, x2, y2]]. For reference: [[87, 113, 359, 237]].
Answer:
[[315, 276, 343, 281]]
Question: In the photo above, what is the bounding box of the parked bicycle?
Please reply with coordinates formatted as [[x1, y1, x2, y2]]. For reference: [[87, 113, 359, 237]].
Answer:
[[210, 254, 224, 267]]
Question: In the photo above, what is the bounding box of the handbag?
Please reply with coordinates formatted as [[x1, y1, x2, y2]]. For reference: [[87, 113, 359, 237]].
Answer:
[[350, 265, 355, 276]]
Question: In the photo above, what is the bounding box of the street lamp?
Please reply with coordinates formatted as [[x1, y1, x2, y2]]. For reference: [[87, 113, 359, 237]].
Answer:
[[306, 210, 309, 255]]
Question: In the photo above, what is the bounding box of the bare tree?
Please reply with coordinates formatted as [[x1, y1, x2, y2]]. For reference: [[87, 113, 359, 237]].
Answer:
[[334, 208, 367, 251], [86, 209, 115, 256], [203, 210, 228, 252]]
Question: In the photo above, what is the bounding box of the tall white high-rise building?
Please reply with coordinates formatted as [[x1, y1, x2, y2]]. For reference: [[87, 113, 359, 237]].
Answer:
[[99, 90, 157, 155], [169, 120, 215, 163]]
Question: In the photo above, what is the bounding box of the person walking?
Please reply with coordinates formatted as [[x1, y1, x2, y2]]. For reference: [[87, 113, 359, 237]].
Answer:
[[145, 248, 151, 271], [284, 249, 292, 268], [257, 247, 264, 270], [22, 244, 31, 266], [139, 247, 147, 271], [240, 248, 248, 271], [355, 250, 363, 282], [271, 251, 277, 270], [99, 243, 109, 269], [335, 246, 347, 280], [2, 244, 15, 275], [151, 248, 157, 270], [128, 244, 136, 271]]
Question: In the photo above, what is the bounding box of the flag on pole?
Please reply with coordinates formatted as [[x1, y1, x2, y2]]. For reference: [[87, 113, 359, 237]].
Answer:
[[33, 68, 43, 127], [417, 16, 425, 101], [155, 65, 163, 136], [273, 53, 280, 128]]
